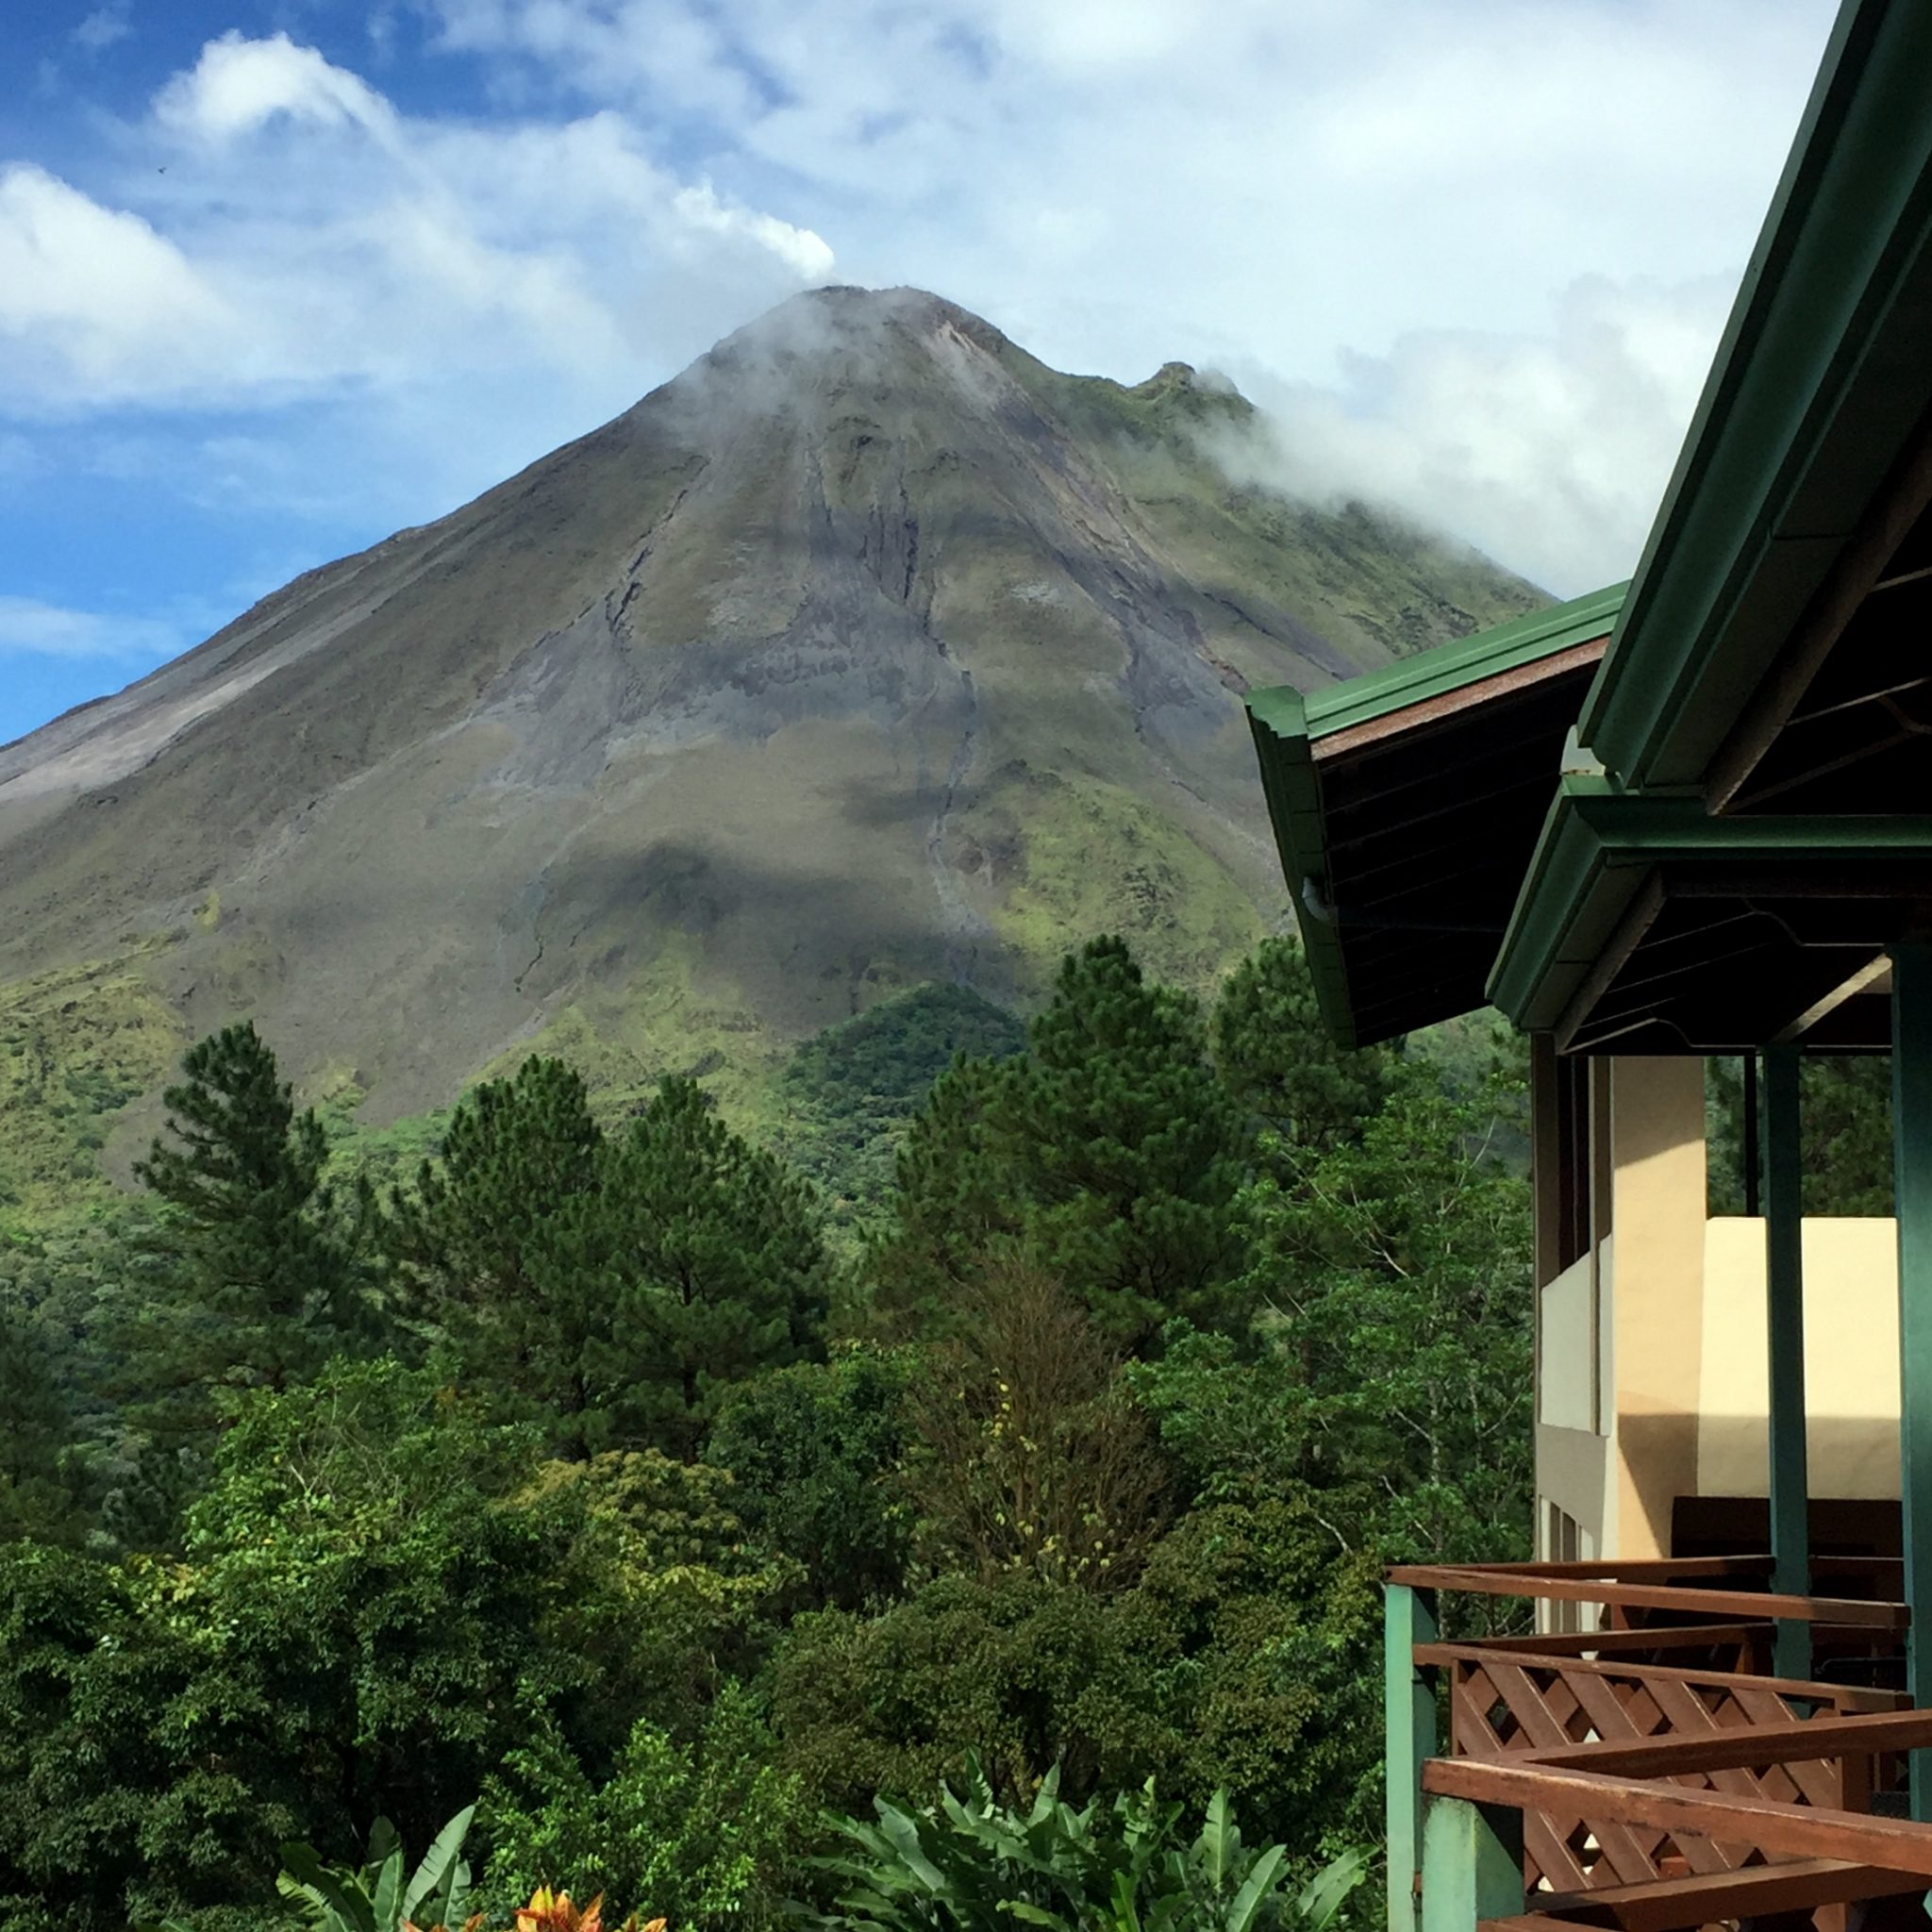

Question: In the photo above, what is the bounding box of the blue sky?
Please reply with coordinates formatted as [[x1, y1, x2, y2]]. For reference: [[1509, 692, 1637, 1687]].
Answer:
[[2, 0, 1840, 748]]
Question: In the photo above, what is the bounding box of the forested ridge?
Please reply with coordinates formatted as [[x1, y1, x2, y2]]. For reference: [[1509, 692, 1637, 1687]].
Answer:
[[0, 936, 1536, 1932]]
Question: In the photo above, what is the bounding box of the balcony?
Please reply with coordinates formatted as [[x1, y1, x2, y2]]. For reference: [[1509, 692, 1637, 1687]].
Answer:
[[1386, 1557, 1932, 1932]]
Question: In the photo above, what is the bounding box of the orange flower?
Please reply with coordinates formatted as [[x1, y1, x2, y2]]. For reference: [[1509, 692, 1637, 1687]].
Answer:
[[511, 1886, 658, 1932]]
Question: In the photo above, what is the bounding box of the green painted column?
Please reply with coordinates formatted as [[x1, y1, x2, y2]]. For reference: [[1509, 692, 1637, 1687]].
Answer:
[[1762, 1044, 1811, 1681], [1895, 943, 1932, 1814], [1386, 1583, 1440, 1932], [1420, 1797, 1523, 1932]]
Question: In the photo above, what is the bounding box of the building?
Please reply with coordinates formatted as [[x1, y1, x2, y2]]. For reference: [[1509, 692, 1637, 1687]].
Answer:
[[1246, 0, 1932, 1924]]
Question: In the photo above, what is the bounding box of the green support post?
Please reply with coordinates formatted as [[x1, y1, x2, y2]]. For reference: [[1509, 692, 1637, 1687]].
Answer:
[[1895, 943, 1932, 1815], [1762, 1044, 1811, 1681], [1420, 1798, 1524, 1932], [1386, 1583, 1440, 1932]]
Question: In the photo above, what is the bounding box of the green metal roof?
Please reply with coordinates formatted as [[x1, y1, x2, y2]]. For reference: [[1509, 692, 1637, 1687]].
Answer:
[[1578, 0, 1932, 795], [1250, 582, 1627, 749], [1245, 0, 1932, 1057], [1245, 584, 1624, 1048]]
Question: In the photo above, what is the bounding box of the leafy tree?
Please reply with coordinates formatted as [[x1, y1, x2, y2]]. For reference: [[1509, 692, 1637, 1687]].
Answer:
[[874, 940, 1250, 1347], [481, 1684, 808, 1932], [0, 1299, 92, 1545], [0, 1541, 158, 1930], [1110, 1497, 1382, 1843], [129, 1023, 368, 1437], [523, 1450, 757, 1574], [0, 1359, 786, 1929], [1212, 938, 1395, 1155], [708, 1348, 916, 1612], [1127, 1323, 1315, 1509], [535, 1078, 829, 1458], [904, 1257, 1167, 1591], [1707, 1054, 1893, 1217], [774, 1494, 1380, 1856], [1235, 1059, 1532, 1564]]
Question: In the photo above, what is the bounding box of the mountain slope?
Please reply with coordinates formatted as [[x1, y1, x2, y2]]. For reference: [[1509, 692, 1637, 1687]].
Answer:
[[0, 287, 1539, 1190]]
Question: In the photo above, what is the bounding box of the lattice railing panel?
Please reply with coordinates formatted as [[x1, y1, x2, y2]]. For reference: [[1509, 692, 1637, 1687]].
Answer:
[[1443, 1654, 1867, 1890]]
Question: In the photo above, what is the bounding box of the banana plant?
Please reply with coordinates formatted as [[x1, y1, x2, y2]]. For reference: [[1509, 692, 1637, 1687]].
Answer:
[[802, 1761, 1371, 1932], [276, 1805, 477, 1932]]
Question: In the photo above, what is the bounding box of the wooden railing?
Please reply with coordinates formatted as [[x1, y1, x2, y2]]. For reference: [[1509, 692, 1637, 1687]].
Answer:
[[1386, 1558, 1928, 1932]]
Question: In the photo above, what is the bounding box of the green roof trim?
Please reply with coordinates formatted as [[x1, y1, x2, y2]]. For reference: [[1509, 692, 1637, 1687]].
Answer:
[[1578, 0, 1932, 791], [1245, 685, 1363, 1044], [1244, 583, 1625, 1049], [1488, 778, 1932, 1032], [1257, 581, 1626, 746]]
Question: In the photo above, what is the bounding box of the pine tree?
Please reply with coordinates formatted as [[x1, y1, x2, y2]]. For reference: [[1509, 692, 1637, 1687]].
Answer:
[[865, 1053, 1023, 1323], [547, 1077, 830, 1458], [130, 1022, 364, 1435], [0, 1301, 91, 1544], [1003, 937, 1249, 1340], [1212, 935, 1396, 1155], [874, 937, 1251, 1347], [385, 1053, 604, 1370]]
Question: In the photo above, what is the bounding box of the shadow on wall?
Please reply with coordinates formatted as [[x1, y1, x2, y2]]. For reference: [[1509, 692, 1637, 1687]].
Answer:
[[1692, 1416, 1903, 1508]]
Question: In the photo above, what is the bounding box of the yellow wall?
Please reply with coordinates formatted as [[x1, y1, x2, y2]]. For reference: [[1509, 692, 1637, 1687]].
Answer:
[[1606, 1058, 1709, 1560], [1697, 1218, 1902, 1499], [1532, 1053, 1904, 1563]]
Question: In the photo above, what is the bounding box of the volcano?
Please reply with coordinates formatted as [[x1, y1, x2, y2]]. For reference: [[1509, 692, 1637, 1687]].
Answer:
[[0, 287, 1538, 1178]]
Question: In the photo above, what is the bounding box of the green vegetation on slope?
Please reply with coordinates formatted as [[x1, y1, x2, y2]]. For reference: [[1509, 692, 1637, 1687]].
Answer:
[[1012, 352, 1546, 671], [756, 982, 1026, 1241], [0, 931, 1532, 1932], [0, 950, 185, 1232]]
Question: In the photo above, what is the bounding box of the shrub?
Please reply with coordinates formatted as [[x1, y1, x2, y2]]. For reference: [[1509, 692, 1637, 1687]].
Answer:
[[801, 1758, 1369, 1932]]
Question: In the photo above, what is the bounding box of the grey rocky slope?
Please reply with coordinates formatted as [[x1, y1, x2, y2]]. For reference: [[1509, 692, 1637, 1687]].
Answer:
[[0, 286, 1540, 1137]]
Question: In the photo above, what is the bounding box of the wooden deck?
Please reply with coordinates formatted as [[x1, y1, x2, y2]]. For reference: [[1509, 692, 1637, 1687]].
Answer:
[[1387, 1558, 1932, 1932]]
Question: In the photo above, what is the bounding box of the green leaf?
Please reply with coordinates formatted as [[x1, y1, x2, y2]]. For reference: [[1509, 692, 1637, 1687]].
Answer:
[[1195, 1790, 1234, 1891], [1292, 1847, 1371, 1932], [278, 1840, 378, 1932], [401, 1805, 475, 1924], [1224, 1844, 1288, 1932], [371, 1848, 404, 1931], [1001, 1904, 1074, 1928], [366, 1817, 402, 1874], [874, 1804, 949, 1896]]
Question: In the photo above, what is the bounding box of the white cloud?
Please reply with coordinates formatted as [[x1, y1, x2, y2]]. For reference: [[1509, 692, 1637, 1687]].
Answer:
[[0, 42, 837, 425], [0, 596, 182, 661], [404, 0, 1834, 585], [0, 166, 239, 404], [73, 2, 132, 55], [1213, 275, 1738, 595], [0, 0, 1842, 598], [155, 32, 397, 142], [672, 181, 834, 280]]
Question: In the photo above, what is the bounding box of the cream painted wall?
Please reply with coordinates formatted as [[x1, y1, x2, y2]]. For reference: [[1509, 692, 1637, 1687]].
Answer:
[[1607, 1058, 1709, 1561], [1539, 1253, 1595, 1432], [1696, 1218, 1902, 1499], [1532, 1056, 1906, 1562]]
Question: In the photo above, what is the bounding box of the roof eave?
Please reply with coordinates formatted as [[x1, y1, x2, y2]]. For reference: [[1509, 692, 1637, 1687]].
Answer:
[[1245, 689, 1365, 1051], [1301, 582, 1626, 741], [1488, 781, 1932, 1036], [1578, 0, 1932, 792]]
